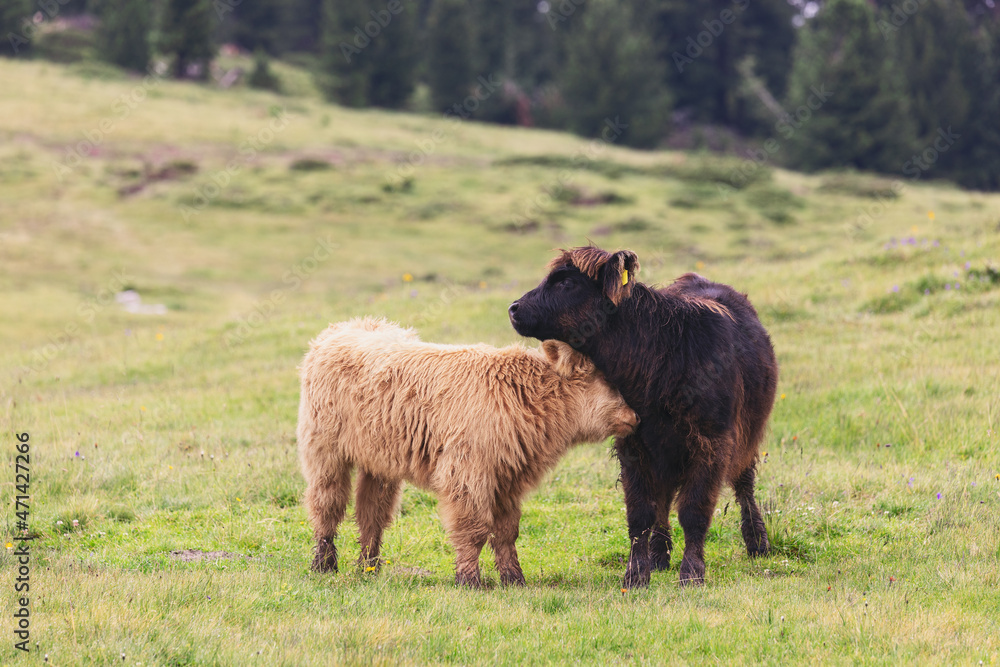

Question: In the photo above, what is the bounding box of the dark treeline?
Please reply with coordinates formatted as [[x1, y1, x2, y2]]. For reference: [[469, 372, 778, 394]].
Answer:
[[3, 0, 999, 188]]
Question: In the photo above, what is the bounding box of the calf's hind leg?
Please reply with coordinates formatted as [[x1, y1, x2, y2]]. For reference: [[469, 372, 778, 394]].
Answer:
[[733, 464, 769, 557], [439, 498, 491, 588], [355, 471, 402, 570], [490, 500, 525, 586], [675, 453, 725, 586], [304, 459, 353, 573]]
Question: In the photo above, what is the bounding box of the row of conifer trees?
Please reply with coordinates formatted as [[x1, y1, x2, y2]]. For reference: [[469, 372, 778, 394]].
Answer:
[[3, 0, 998, 188]]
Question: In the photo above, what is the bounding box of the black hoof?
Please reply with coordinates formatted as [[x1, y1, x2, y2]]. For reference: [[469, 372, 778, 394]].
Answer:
[[678, 558, 705, 586], [500, 570, 526, 587], [650, 550, 672, 572], [623, 561, 651, 589], [746, 530, 770, 558], [455, 571, 484, 589], [311, 537, 338, 573]]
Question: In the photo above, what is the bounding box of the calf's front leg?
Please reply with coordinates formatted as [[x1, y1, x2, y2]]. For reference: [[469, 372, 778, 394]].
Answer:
[[650, 483, 678, 572], [303, 459, 353, 573], [618, 437, 657, 589]]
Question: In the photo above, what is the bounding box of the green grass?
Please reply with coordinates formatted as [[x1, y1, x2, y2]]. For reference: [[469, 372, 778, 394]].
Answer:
[[2, 57, 1000, 664]]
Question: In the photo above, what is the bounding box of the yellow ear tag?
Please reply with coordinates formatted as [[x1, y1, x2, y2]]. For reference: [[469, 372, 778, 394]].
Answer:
[[622, 269, 629, 286]]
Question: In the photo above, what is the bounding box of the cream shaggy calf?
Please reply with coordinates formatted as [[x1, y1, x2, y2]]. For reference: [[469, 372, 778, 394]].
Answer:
[[297, 317, 638, 587]]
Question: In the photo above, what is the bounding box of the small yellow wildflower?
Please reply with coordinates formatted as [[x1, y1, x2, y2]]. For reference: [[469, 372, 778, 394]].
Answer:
[[5, 542, 13, 550], [140, 406, 146, 411], [365, 566, 376, 572], [695, 261, 705, 270], [168, 465, 173, 470], [402, 273, 413, 282], [156, 333, 164, 341], [479, 281, 487, 289], [780, 393, 786, 400], [236, 497, 242, 502]]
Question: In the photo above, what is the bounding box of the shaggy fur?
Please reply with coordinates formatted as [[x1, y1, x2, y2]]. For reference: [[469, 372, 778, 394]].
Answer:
[[297, 317, 638, 588], [509, 246, 778, 588]]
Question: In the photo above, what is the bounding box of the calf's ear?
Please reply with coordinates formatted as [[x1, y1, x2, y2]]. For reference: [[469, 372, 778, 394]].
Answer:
[[600, 250, 640, 306], [541, 340, 594, 377]]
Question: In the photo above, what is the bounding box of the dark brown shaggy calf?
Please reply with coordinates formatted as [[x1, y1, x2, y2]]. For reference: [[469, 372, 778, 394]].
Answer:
[[508, 246, 778, 587]]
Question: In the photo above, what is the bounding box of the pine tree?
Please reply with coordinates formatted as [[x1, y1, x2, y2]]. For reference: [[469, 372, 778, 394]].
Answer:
[[730, 0, 797, 133], [279, 0, 324, 53], [648, 0, 795, 134], [953, 14, 1000, 190], [462, 0, 564, 125], [783, 0, 914, 173], [890, 0, 972, 148], [426, 0, 474, 112], [647, 0, 719, 120], [560, 0, 672, 148], [365, 1, 417, 108], [319, 0, 368, 106], [471, 0, 509, 78], [97, 0, 151, 72], [467, 0, 514, 123], [160, 0, 217, 79], [887, 0, 1000, 189], [504, 0, 560, 93], [232, 0, 282, 55], [1, 0, 35, 58], [319, 0, 418, 109]]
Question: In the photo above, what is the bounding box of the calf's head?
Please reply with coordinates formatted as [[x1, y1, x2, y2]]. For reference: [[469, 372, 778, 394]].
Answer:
[[509, 246, 639, 349], [541, 340, 638, 440]]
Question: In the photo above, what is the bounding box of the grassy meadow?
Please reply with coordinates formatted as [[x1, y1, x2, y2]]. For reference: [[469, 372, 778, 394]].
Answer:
[[2, 57, 1000, 664]]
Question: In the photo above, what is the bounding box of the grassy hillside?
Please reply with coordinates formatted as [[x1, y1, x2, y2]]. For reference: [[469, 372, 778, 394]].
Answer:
[[1, 58, 999, 664]]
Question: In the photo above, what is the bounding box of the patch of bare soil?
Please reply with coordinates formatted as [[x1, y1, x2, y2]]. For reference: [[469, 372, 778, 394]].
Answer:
[[169, 549, 244, 562]]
